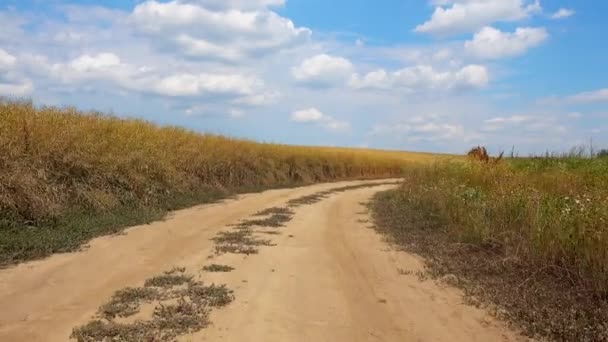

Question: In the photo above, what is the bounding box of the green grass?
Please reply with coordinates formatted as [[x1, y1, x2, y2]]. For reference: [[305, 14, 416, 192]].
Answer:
[[370, 157, 608, 341], [0, 190, 225, 267]]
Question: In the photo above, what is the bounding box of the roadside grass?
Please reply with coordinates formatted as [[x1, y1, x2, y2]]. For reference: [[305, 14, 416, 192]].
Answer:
[[72, 267, 234, 342], [0, 100, 426, 266], [202, 264, 235, 272], [370, 157, 608, 341]]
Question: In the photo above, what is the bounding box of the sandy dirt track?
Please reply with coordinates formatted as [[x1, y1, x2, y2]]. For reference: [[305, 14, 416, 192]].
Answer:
[[0, 180, 524, 341]]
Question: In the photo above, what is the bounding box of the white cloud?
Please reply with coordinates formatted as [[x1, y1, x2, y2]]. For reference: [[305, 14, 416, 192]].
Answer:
[[566, 89, 608, 104], [180, 0, 285, 11], [35, 52, 266, 99], [174, 34, 244, 61], [233, 91, 280, 107], [291, 108, 350, 132], [465, 26, 548, 59], [292, 54, 354, 87], [349, 70, 390, 89], [370, 115, 480, 142], [551, 8, 575, 19], [482, 114, 568, 134], [0, 49, 17, 69], [229, 108, 245, 118], [152, 73, 257, 97], [69, 53, 121, 72], [350, 64, 489, 91], [0, 80, 33, 97], [130, 0, 310, 61], [291, 108, 325, 122], [0, 48, 32, 96], [485, 115, 531, 125], [482, 115, 531, 131], [416, 0, 542, 35]]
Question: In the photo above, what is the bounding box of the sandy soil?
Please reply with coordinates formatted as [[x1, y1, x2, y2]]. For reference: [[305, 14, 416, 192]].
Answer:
[[0, 180, 525, 341]]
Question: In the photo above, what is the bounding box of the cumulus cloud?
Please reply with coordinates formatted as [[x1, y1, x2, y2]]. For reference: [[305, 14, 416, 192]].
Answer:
[[370, 114, 481, 142], [0, 79, 33, 97], [541, 89, 608, 105], [152, 73, 257, 97], [233, 91, 280, 107], [0, 49, 33, 96], [350, 64, 489, 91], [291, 107, 325, 122], [34, 52, 265, 99], [416, 0, 542, 35], [291, 108, 350, 132], [482, 114, 566, 133], [566, 89, 608, 104], [130, 0, 310, 62], [465, 26, 548, 59], [0, 49, 17, 69], [551, 8, 575, 19], [180, 0, 285, 11], [292, 54, 355, 87], [69, 53, 121, 72]]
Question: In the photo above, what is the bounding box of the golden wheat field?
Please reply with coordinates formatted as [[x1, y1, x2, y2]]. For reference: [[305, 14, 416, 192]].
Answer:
[[0, 100, 442, 264]]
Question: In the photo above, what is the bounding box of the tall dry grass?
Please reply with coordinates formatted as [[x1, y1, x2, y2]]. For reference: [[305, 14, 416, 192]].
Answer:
[[371, 156, 608, 340], [0, 100, 423, 264]]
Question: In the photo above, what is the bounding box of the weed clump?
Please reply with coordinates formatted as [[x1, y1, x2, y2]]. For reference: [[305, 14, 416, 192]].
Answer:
[[202, 264, 235, 272], [99, 287, 159, 319], [71, 268, 234, 342]]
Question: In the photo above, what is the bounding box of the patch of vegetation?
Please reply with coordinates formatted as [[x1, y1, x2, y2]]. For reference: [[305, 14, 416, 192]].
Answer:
[[214, 244, 259, 256], [213, 231, 273, 247], [144, 273, 192, 288], [253, 207, 294, 216], [235, 213, 294, 229], [99, 287, 160, 319], [202, 264, 235, 272], [257, 230, 282, 235], [370, 157, 608, 341], [287, 181, 401, 208], [0, 100, 412, 266], [71, 268, 234, 342], [71, 320, 154, 342], [184, 283, 234, 307], [212, 207, 291, 256]]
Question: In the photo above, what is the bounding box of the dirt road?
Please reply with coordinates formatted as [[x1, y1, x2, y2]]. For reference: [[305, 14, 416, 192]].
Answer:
[[0, 180, 524, 341]]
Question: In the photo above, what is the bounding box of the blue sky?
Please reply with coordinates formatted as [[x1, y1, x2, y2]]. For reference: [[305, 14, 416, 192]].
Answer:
[[1, 0, 606, 154]]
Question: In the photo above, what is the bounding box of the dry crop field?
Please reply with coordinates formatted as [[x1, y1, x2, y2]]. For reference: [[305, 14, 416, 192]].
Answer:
[[370, 151, 608, 341], [0, 100, 434, 265]]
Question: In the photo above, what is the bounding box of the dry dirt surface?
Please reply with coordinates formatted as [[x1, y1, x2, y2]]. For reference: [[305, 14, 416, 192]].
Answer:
[[0, 180, 527, 342]]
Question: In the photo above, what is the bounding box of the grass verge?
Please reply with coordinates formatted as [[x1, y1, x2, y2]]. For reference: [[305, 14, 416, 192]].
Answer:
[[370, 159, 608, 341], [1, 100, 420, 266]]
